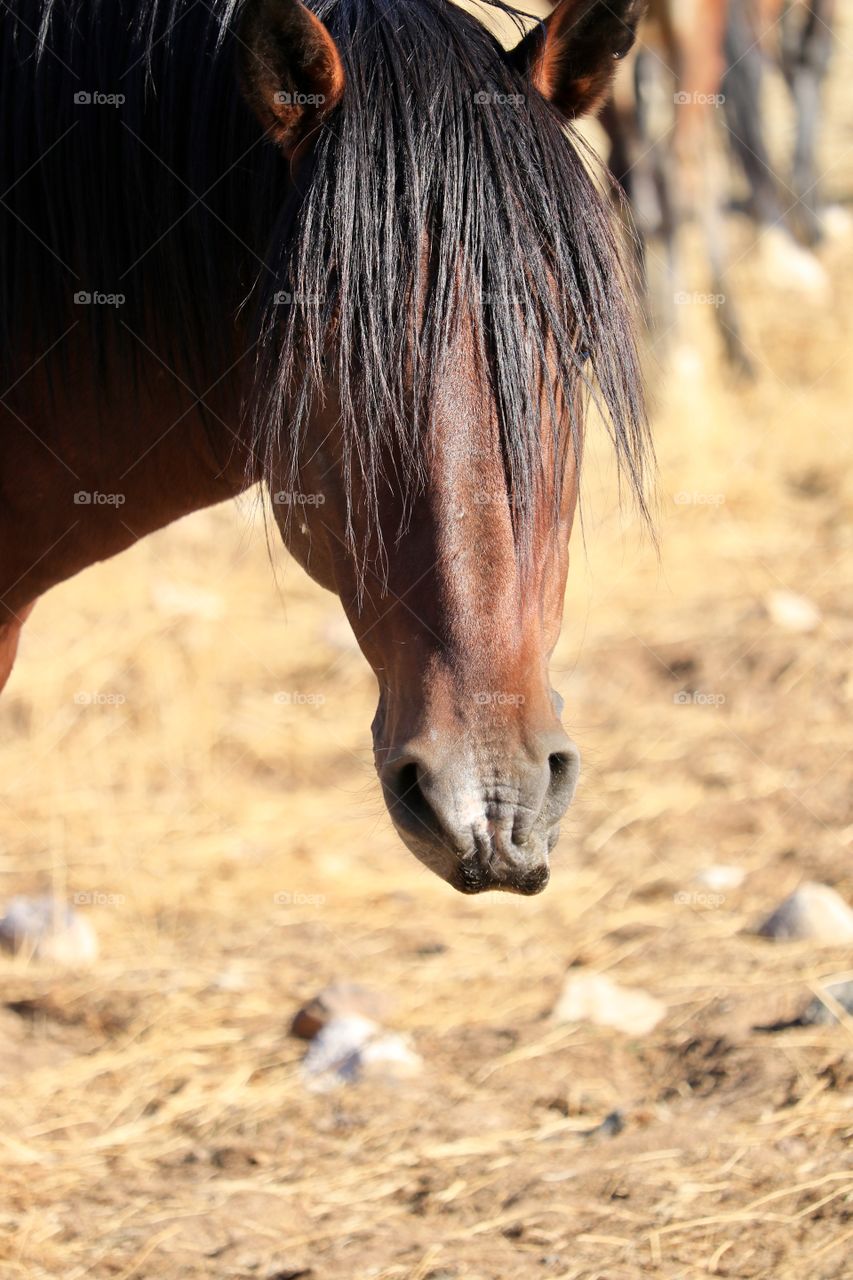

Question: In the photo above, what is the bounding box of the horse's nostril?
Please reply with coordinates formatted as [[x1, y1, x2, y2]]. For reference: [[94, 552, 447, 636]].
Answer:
[[544, 744, 580, 814], [548, 751, 572, 782], [548, 747, 568, 778], [388, 760, 435, 834]]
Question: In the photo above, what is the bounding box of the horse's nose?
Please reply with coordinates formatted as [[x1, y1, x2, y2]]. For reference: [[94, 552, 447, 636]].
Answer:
[[380, 730, 580, 894]]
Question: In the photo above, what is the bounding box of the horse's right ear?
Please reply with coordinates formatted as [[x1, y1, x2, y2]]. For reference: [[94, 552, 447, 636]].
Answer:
[[238, 0, 345, 156], [507, 0, 644, 120]]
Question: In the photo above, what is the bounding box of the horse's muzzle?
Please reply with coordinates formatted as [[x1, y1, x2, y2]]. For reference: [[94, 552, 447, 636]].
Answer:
[[379, 730, 580, 894]]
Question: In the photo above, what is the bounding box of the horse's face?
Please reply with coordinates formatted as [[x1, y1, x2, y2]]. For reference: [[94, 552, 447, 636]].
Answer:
[[241, 0, 647, 893], [280, 326, 581, 895]]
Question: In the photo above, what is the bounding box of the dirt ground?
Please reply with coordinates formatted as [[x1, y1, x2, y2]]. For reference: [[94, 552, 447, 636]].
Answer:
[[1, 8, 851, 1280]]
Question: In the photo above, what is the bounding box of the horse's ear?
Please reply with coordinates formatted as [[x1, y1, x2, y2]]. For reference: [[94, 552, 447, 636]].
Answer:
[[238, 0, 345, 155], [507, 0, 644, 119]]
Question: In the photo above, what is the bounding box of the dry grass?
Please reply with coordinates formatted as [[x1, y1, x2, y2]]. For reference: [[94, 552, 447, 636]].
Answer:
[[1, 8, 852, 1279]]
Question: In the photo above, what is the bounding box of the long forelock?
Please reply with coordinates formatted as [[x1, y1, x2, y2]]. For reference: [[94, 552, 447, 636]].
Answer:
[[250, 0, 652, 566]]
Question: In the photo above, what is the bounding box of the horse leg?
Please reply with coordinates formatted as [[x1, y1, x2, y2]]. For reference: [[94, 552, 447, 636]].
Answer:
[[0, 601, 35, 693], [602, 35, 681, 363], [781, 0, 835, 246], [722, 0, 785, 228], [672, 0, 755, 375], [634, 46, 681, 359], [700, 149, 755, 377]]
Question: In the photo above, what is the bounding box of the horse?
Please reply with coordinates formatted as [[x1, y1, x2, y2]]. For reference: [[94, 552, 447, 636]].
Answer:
[[600, 0, 835, 372], [723, 0, 836, 249], [0, 0, 651, 895]]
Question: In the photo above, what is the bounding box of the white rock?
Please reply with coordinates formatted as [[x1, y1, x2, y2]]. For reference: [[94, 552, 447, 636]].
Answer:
[[552, 972, 665, 1036], [765, 589, 822, 634], [821, 205, 853, 242], [760, 226, 830, 297], [693, 864, 745, 892], [301, 1014, 422, 1091], [756, 882, 853, 944], [358, 1033, 424, 1080], [0, 896, 99, 965], [291, 981, 391, 1040]]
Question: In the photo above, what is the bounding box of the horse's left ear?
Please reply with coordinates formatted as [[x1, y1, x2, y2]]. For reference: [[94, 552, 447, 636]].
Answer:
[[238, 0, 345, 155], [507, 0, 644, 119]]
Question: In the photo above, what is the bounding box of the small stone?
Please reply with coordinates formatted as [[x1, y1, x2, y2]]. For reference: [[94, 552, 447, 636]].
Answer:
[[799, 980, 853, 1026], [211, 966, 249, 992], [0, 896, 99, 965], [291, 981, 391, 1040], [552, 972, 665, 1036], [584, 1109, 625, 1139], [301, 1013, 422, 1091], [756, 882, 853, 944], [765, 589, 822, 633], [694, 865, 745, 892]]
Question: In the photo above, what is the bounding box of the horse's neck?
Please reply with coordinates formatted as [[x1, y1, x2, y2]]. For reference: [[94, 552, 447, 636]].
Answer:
[[0, 347, 254, 619]]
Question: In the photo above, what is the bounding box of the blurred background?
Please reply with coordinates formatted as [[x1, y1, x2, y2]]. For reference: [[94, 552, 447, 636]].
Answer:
[[0, 2, 850, 1278]]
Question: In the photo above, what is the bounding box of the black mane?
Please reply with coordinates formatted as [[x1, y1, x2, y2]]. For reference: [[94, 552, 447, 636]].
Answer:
[[0, 0, 650, 551]]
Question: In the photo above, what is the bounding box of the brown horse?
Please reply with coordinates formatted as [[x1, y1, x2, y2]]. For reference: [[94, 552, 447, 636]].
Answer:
[[0, 0, 651, 895]]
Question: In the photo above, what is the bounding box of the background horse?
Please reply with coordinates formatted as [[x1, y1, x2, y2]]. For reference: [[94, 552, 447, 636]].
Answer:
[[600, 0, 836, 370], [0, 0, 651, 894], [724, 0, 837, 249]]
